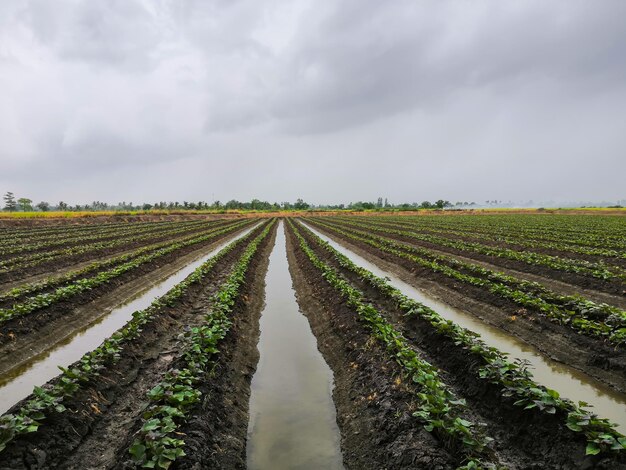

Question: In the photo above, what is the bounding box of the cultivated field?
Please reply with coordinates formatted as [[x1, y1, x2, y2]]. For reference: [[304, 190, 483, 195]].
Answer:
[[0, 213, 625, 469]]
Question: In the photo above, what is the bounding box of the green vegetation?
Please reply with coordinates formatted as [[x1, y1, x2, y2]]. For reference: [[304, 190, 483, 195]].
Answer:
[[0, 220, 271, 454], [293, 219, 626, 457], [129, 220, 274, 469], [0, 220, 251, 325], [308, 218, 626, 345]]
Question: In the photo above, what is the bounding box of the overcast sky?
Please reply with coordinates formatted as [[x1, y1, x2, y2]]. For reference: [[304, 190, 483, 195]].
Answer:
[[1, 1, 625, 206]]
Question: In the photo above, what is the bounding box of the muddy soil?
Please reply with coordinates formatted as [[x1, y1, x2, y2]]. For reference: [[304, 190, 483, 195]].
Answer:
[[307, 221, 626, 396], [0, 222, 274, 470], [0, 222, 254, 378], [321, 219, 626, 297], [293, 223, 626, 469]]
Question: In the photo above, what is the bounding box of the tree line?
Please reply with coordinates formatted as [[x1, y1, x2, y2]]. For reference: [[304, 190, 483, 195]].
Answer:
[[2, 191, 477, 213], [2, 192, 312, 212]]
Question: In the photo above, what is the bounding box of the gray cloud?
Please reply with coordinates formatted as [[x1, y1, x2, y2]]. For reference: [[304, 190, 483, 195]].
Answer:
[[0, 0, 625, 205]]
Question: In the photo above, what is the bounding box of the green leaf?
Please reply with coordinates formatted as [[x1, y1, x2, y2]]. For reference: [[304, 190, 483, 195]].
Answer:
[[129, 442, 146, 461], [585, 442, 601, 455], [142, 419, 160, 432]]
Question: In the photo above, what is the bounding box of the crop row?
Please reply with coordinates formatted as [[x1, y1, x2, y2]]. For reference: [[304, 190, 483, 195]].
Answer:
[[0, 220, 250, 306], [0, 220, 137, 242], [287, 220, 495, 468], [0, 220, 252, 326], [0, 220, 233, 276], [0, 218, 207, 248], [355, 217, 626, 260], [324, 217, 626, 282], [0, 219, 271, 454], [378, 215, 626, 250], [0, 219, 220, 257], [318, 219, 626, 324], [129, 220, 274, 469], [307, 219, 626, 345], [292, 219, 626, 459]]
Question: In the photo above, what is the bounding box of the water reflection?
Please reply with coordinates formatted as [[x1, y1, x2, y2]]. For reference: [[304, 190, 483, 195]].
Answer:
[[247, 222, 344, 469]]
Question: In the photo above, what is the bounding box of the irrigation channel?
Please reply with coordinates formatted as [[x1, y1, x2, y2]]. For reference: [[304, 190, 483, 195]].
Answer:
[[300, 221, 626, 432], [247, 222, 344, 469], [0, 223, 260, 415]]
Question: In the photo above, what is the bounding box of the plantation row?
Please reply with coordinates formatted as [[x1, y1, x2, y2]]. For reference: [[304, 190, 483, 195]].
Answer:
[[368, 214, 626, 251], [0, 220, 252, 327], [0, 220, 245, 286], [0, 218, 220, 257], [0, 219, 274, 468], [286, 219, 626, 468], [0, 221, 249, 308], [327, 217, 626, 283], [352, 217, 626, 261], [0, 219, 230, 270], [308, 218, 626, 344], [0, 214, 624, 469], [0, 219, 144, 242]]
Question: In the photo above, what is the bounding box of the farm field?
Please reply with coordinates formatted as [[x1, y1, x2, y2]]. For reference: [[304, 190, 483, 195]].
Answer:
[[0, 213, 625, 469]]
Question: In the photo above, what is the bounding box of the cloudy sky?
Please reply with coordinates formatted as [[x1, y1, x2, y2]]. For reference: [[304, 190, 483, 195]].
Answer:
[[1, 1, 625, 206]]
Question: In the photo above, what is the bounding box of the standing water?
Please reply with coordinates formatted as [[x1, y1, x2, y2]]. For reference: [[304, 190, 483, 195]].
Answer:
[[301, 221, 626, 431], [247, 222, 344, 469], [0, 224, 260, 415]]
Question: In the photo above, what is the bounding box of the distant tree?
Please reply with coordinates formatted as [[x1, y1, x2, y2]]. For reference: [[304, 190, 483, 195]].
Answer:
[[434, 199, 451, 209], [376, 197, 383, 208], [3, 192, 17, 212], [36, 201, 50, 212], [224, 200, 241, 210], [58, 201, 68, 210], [384, 198, 389, 207], [17, 197, 33, 211], [294, 198, 310, 210], [142, 203, 153, 210], [420, 201, 433, 209]]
